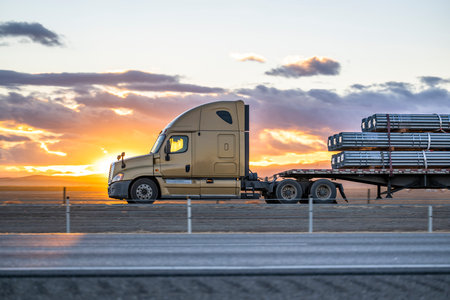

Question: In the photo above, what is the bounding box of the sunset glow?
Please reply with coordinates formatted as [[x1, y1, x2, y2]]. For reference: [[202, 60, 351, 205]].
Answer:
[[0, 1, 449, 186], [112, 108, 134, 116], [251, 151, 332, 167], [260, 129, 327, 149]]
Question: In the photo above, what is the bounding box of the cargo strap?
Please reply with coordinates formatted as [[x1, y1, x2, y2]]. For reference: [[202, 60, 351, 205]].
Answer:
[[427, 133, 431, 150], [435, 113, 446, 132], [422, 150, 428, 169], [387, 114, 393, 176]]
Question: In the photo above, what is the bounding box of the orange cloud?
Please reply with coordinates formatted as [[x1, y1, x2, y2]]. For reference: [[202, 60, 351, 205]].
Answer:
[[231, 52, 266, 63], [266, 56, 340, 77]]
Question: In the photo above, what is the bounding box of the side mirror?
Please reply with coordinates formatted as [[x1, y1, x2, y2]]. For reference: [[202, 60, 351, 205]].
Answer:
[[164, 140, 171, 161], [120, 152, 126, 168]]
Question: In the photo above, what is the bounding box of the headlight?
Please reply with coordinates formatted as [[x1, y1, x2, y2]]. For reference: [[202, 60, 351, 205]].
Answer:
[[111, 173, 124, 182]]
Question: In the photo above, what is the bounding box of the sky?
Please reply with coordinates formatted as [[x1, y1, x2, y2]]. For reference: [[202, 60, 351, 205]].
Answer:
[[0, 0, 449, 180]]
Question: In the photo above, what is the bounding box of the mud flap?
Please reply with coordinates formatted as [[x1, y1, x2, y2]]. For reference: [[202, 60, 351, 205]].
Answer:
[[335, 183, 348, 203]]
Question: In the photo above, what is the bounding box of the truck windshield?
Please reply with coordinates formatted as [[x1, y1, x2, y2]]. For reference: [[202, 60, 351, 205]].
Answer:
[[150, 134, 166, 154]]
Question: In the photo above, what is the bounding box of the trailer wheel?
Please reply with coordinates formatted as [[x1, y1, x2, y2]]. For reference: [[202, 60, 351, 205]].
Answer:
[[130, 178, 158, 204], [275, 179, 302, 204], [310, 179, 337, 204]]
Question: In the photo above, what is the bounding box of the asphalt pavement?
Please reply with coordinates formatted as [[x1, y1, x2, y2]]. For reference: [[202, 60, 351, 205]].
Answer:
[[1, 233, 450, 299], [1, 233, 450, 275]]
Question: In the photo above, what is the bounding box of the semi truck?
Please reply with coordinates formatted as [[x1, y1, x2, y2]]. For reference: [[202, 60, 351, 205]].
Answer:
[[107, 100, 450, 204]]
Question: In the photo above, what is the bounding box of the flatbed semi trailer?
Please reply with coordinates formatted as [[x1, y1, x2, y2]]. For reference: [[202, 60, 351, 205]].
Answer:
[[107, 100, 450, 204]]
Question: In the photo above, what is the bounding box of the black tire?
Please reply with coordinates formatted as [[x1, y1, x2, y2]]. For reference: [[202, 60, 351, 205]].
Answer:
[[310, 179, 337, 204], [275, 179, 302, 204], [130, 178, 158, 204]]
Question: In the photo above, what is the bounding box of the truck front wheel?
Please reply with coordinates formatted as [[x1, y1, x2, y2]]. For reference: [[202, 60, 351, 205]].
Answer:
[[275, 179, 303, 204], [129, 178, 158, 204], [310, 179, 337, 204]]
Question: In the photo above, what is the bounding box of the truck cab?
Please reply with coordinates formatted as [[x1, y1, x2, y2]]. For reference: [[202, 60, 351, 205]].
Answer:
[[108, 100, 249, 203]]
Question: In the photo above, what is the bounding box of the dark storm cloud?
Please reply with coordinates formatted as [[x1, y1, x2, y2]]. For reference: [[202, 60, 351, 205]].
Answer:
[[0, 135, 31, 142], [0, 21, 63, 46], [265, 57, 341, 78], [0, 70, 225, 94]]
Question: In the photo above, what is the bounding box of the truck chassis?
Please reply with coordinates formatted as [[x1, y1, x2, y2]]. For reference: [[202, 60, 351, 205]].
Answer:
[[244, 168, 450, 203]]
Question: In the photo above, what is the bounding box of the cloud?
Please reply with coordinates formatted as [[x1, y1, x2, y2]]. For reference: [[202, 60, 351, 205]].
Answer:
[[0, 21, 63, 46], [0, 134, 31, 142], [0, 92, 78, 130], [238, 82, 450, 138], [122, 83, 225, 93], [1, 75, 449, 173], [0, 70, 176, 87], [0, 70, 224, 94], [420, 76, 450, 87], [230, 53, 266, 63], [265, 56, 340, 78]]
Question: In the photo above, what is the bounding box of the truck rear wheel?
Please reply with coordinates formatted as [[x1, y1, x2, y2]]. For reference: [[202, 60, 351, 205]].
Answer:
[[130, 178, 158, 204], [275, 179, 302, 204], [310, 179, 337, 204]]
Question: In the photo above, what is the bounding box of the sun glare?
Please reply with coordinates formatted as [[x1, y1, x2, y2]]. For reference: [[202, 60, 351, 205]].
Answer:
[[250, 151, 332, 167], [112, 108, 133, 116], [260, 129, 326, 149]]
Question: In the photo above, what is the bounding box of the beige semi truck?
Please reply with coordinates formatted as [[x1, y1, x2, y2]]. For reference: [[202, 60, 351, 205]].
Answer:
[[108, 100, 450, 203]]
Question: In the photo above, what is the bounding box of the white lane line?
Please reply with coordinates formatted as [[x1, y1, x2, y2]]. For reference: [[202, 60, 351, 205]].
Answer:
[[2, 264, 450, 272]]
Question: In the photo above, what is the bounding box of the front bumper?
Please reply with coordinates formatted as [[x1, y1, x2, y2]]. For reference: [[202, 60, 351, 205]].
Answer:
[[108, 180, 131, 199]]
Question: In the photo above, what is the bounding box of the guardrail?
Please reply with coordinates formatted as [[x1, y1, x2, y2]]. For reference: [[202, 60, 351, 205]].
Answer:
[[1, 192, 449, 234]]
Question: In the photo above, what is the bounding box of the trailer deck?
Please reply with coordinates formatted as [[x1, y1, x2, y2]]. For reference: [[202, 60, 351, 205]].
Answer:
[[277, 168, 450, 199]]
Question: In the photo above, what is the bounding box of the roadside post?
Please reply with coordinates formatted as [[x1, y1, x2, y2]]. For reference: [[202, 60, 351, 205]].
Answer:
[[187, 196, 192, 234], [66, 196, 70, 233], [428, 205, 433, 233], [63, 187, 66, 204], [308, 196, 313, 233]]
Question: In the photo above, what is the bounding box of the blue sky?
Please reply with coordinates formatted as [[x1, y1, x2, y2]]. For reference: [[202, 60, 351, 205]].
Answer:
[[2, 0, 449, 91], [0, 0, 449, 177]]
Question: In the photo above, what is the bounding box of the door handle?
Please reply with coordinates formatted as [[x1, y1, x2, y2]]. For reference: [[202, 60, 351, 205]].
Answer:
[[185, 165, 190, 172]]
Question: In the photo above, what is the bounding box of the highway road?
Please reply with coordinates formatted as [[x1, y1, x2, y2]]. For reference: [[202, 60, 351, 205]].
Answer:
[[1, 233, 450, 299], [1, 233, 450, 274]]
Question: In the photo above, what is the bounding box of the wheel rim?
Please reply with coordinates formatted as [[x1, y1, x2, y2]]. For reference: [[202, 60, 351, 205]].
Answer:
[[136, 183, 153, 200], [315, 184, 331, 200], [280, 184, 297, 200]]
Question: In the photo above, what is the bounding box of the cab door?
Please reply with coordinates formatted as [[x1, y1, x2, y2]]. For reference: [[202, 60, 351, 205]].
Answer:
[[159, 133, 199, 197], [160, 133, 191, 177]]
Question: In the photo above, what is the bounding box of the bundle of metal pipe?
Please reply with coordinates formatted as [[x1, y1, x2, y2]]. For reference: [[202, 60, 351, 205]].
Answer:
[[331, 151, 450, 169], [328, 132, 450, 151], [361, 114, 450, 132]]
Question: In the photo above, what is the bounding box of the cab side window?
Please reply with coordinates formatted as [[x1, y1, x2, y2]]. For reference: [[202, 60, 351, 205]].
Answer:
[[169, 136, 188, 153]]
